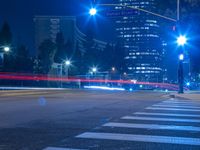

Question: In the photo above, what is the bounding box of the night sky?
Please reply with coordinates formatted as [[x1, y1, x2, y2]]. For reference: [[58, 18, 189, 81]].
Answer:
[[0, 0, 114, 55]]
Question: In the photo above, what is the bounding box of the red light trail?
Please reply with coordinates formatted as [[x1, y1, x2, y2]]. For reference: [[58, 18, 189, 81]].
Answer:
[[0, 72, 189, 91]]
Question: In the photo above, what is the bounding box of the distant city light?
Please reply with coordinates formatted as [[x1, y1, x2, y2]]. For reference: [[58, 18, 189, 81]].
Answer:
[[130, 80, 137, 84], [139, 85, 143, 88], [129, 88, 133, 92], [177, 35, 187, 46], [179, 54, 184, 60], [186, 82, 190, 86], [89, 8, 97, 16], [65, 60, 71, 66], [84, 86, 125, 91], [3, 46, 10, 52], [112, 67, 116, 71], [92, 67, 97, 73]]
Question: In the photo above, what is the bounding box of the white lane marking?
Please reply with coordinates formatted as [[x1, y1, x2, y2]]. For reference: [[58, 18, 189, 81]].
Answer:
[[157, 104, 200, 108], [162, 101, 198, 105], [43, 147, 87, 150], [163, 100, 195, 102], [122, 116, 200, 123], [77, 132, 200, 146], [134, 112, 200, 117], [0, 87, 66, 90], [103, 122, 200, 132], [152, 104, 200, 109], [146, 107, 200, 112], [158, 101, 200, 106]]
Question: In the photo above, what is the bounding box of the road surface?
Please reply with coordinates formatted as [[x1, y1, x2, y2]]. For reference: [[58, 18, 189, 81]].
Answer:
[[0, 89, 199, 150]]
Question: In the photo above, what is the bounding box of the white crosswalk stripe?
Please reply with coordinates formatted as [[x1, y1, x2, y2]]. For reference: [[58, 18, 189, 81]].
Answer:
[[157, 102, 200, 107], [103, 122, 200, 132], [134, 112, 200, 117], [152, 104, 200, 109], [45, 99, 200, 149], [43, 147, 87, 150], [74, 99, 200, 147], [121, 116, 200, 123], [164, 100, 195, 102], [161, 101, 198, 105], [146, 107, 200, 112], [77, 132, 200, 146]]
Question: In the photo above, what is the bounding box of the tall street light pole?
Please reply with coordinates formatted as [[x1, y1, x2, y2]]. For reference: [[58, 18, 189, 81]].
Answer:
[[65, 60, 71, 79], [177, 35, 187, 93], [177, 0, 180, 21], [178, 54, 184, 93]]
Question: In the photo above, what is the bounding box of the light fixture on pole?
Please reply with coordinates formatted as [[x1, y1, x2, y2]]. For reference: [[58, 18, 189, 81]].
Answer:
[[179, 54, 184, 61], [177, 35, 187, 46], [89, 8, 97, 16], [3, 46, 10, 52], [65, 60, 71, 79], [177, 52, 185, 94], [176, 34, 187, 94], [112, 67, 116, 72], [65, 60, 71, 66], [92, 67, 97, 73]]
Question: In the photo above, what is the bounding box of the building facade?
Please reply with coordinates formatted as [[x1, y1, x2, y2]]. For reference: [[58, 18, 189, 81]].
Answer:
[[115, 0, 164, 82], [34, 16, 107, 77], [34, 16, 107, 55]]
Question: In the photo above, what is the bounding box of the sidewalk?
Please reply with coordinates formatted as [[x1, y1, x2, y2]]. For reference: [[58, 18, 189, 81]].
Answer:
[[171, 91, 200, 101]]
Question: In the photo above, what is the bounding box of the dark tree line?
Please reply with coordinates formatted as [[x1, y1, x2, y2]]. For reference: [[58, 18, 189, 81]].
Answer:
[[35, 30, 126, 76], [0, 21, 33, 73], [0, 21, 125, 76]]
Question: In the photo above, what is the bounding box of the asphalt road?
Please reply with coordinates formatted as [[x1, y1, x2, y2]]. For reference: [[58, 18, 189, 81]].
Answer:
[[0, 89, 199, 150]]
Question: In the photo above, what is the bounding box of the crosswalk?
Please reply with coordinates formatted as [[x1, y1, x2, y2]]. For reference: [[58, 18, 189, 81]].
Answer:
[[43, 98, 200, 150]]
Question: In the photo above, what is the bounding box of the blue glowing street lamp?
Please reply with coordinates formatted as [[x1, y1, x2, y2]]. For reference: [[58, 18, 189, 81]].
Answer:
[[3, 46, 10, 52], [65, 60, 71, 66], [92, 67, 97, 73], [186, 82, 190, 86], [179, 54, 184, 61], [177, 35, 187, 46], [65, 60, 71, 80], [0, 46, 10, 53], [89, 8, 97, 16]]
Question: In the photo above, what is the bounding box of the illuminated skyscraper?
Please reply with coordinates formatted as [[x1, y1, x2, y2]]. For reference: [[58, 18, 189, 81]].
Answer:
[[115, 0, 164, 82]]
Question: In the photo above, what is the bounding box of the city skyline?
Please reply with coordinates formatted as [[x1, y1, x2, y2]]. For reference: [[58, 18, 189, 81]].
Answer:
[[0, 0, 200, 82]]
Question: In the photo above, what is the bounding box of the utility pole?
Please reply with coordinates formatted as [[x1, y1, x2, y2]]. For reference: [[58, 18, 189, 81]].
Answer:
[[177, 0, 180, 21]]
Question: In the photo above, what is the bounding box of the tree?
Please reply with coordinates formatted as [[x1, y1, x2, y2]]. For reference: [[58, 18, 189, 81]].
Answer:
[[0, 21, 12, 46], [71, 43, 84, 75], [37, 39, 56, 74], [65, 39, 73, 59], [15, 44, 33, 73], [54, 32, 67, 63], [82, 29, 96, 72], [100, 43, 114, 71], [0, 21, 13, 72]]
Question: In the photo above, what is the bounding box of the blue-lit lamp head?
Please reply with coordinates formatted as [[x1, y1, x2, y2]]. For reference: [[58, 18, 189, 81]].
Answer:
[[65, 60, 71, 66], [92, 67, 97, 73], [179, 54, 184, 61], [89, 8, 97, 16], [177, 35, 187, 46], [186, 82, 190, 86], [3, 46, 10, 52]]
